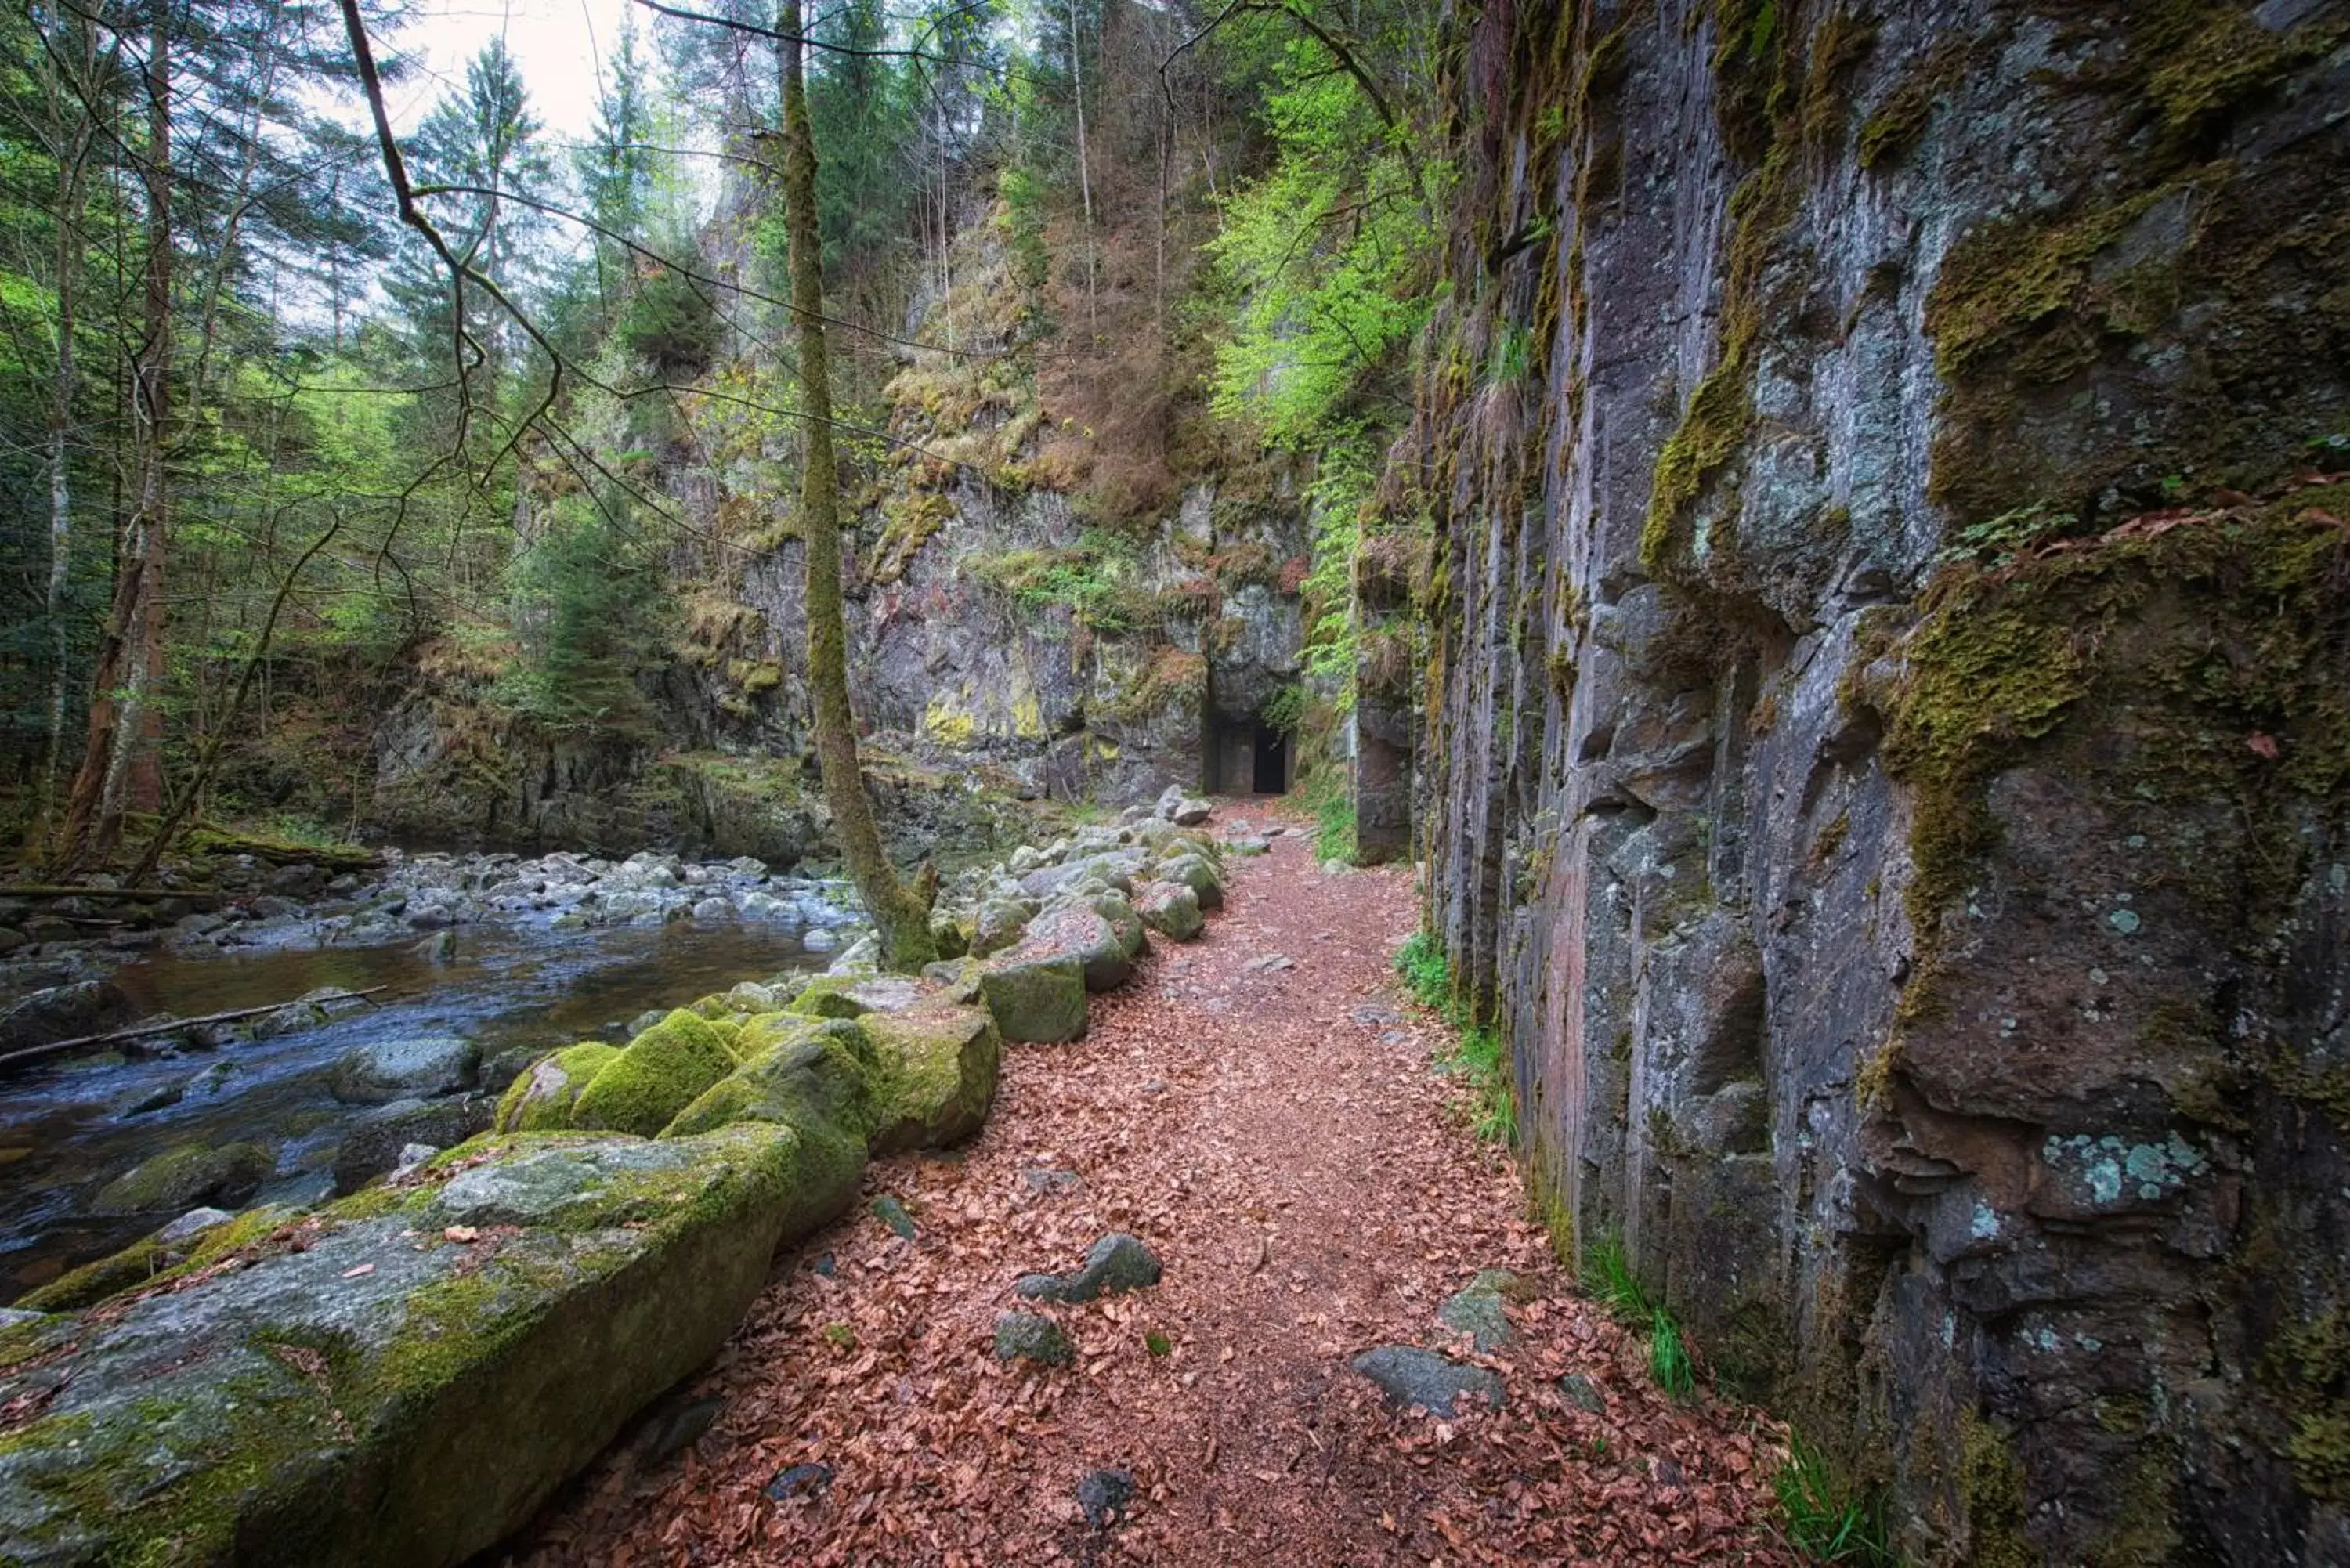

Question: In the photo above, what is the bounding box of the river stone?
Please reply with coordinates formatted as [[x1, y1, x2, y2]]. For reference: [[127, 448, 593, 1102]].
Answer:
[[1133, 880, 1203, 941], [0, 1124, 837, 1568], [479, 1046, 546, 1096], [1014, 1234, 1162, 1305], [570, 1010, 736, 1138], [1437, 1268, 1528, 1353], [328, 1035, 479, 1104], [1350, 1346, 1506, 1416], [0, 977, 136, 1052], [974, 947, 1086, 1043], [993, 1311, 1074, 1367], [493, 1042, 620, 1133], [862, 1003, 1000, 1154], [333, 1097, 477, 1195], [92, 1142, 276, 1216]]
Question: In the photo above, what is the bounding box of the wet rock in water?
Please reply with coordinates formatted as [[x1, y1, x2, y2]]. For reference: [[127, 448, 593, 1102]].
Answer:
[[725, 981, 779, 1012], [0, 928, 26, 957], [332, 1098, 476, 1194], [765, 1461, 833, 1501], [115, 1078, 187, 1118], [1076, 1468, 1136, 1529], [691, 897, 733, 921], [1021, 1167, 1083, 1196], [154, 1206, 235, 1245], [1556, 1374, 1607, 1414], [1437, 1268, 1528, 1353], [801, 927, 841, 954], [410, 930, 456, 964], [0, 978, 136, 1052], [626, 1008, 666, 1036], [92, 1142, 275, 1216], [327, 1034, 479, 1104], [870, 1194, 917, 1240], [633, 1393, 725, 1467], [1351, 1346, 1506, 1417], [993, 1311, 1075, 1367], [978, 951, 1088, 1044], [1015, 1234, 1162, 1305]]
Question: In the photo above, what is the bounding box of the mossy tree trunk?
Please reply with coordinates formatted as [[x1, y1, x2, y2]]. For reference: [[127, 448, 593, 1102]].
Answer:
[[776, 0, 937, 970]]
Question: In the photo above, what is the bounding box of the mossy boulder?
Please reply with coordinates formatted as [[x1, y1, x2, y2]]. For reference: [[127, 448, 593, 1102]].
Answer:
[[1155, 852, 1224, 911], [787, 974, 927, 1020], [0, 1125, 837, 1568], [1025, 904, 1134, 992], [570, 1011, 736, 1137], [91, 1141, 275, 1216], [863, 1002, 1001, 1154], [493, 1042, 621, 1133], [1135, 880, 1204, 941], [970, 898, 1034, 957], [978, 950, 1088, 1043], [14, 1205, 298, 1315], [660, 1017, 876, 1145]]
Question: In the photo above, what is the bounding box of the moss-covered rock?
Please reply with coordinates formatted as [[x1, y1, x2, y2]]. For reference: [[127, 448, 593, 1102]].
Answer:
[[660, 1017, 876, 1144], [1155, 851, 1224, 910], [978, 950, 1089, 1043], [493, 1042, 622, 1133], [786, 974, 927, 1020], [570, 1011, 736, 1137], [1025, 904, 1133, 992], [91, 1140, 275, 1216], [863, 1003, 1000, 1153], [1134, 879, 1204, 941], [0, 1125, 833, 1568], [13, 1205, 298, 1316]]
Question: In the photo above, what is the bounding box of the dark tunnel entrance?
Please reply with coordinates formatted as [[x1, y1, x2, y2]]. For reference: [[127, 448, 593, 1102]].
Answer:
[[1252, 724, 1289, 794]]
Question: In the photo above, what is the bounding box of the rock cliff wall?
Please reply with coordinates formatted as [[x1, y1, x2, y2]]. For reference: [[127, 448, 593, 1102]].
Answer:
[[1405, 1, 2350, 1562]]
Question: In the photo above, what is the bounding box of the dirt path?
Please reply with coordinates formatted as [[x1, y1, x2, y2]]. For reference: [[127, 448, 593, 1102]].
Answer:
[[510, 821, 1796, 1567]]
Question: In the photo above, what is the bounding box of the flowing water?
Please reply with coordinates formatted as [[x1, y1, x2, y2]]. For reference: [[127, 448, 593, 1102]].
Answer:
[[0, 916, 831, 1300]]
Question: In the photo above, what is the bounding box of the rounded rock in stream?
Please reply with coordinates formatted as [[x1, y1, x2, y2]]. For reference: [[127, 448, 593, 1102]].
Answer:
[[327, 1034, 479, 1104], [92, 1142, 276, 1216]]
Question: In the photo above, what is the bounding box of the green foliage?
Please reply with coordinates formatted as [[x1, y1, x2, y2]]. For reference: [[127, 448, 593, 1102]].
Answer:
[[620, 265, 720, 372], [1648, 1309, 1695, 1399], [1303, 764, 1358, 865], [1580, 1230, 1654, 1322], [1776, 1433, 1896, 1565], [1260, 684, 1306, 735], [497, 490, 663, 732], [1208, 43, 1446, 446], [1395, 927, 1451, 1011], [968, 532, 1158, 633]]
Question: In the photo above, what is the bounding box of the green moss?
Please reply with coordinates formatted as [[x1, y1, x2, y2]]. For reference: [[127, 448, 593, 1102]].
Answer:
[[2134, 2, 2345, 142], [571, 1012, 736, 1137], [493, 1042, 622, 1133], [1958, 1409, 2034, 1568], [1875, 491, 2350, 992], [13, 1205, 299, 1314], [863, 1004, 1000, 1152], [1856, 38, 1961, 172], [660, 1021, 877, 1142]]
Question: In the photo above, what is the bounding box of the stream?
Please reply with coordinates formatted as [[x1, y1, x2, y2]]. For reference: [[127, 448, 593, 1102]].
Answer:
[[0, 869, 852, 1301]]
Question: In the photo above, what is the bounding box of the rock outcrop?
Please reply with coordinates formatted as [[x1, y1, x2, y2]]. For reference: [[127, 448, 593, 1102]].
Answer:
[[1401, 3, 2350, 1564]]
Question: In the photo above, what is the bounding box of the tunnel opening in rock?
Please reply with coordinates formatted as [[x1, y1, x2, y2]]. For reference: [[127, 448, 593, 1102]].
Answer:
[[1252, 724, 1289, 794]]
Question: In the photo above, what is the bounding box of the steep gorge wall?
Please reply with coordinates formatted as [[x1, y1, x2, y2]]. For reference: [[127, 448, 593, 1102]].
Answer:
[[1407, 1, 2350, 1562]]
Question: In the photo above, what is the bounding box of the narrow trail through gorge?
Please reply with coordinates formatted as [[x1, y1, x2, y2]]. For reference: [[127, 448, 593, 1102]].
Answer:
[[512, 822, 1797, 1567]]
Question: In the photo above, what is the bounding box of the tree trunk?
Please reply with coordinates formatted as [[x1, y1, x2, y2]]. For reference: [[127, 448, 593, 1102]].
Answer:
[[777, 0, 937, 970], [57, 0, 172, 873], [38, 12, 96, 837], [1067, 0, 1097, 337]]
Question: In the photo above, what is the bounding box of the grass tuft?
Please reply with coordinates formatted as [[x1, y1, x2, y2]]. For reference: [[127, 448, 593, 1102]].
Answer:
[[1649, 1309, 1695, 1398], [1394, 930, 1513, 1143], [1776, 1433, 1897, 1564]]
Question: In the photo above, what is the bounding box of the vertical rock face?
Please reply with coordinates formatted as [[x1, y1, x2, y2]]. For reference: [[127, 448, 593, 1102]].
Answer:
[[1408, 2, 2350, 1563]]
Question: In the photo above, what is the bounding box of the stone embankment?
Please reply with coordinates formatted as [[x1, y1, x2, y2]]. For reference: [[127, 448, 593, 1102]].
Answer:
[[0, 799, 1232, 1567]]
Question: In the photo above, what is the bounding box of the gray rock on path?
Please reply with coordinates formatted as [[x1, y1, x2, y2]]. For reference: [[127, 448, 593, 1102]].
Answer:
[[1556, 1374, 1607, 1414], [327, 1034, 479, 1104], [1437, 1268, 1527, 1353], [1170, 798, 1213, 826], [1076, 1469, 1136, 1529], [1153, 785, 1185, 820], [1351, 1345, 1506, 1416], [994, 1311, 1076, 1367], [1014, 1234, 1162, 1305]]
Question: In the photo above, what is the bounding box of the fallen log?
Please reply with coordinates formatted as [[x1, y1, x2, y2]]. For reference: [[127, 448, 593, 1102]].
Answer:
[[0, 987, 389, 1073]]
